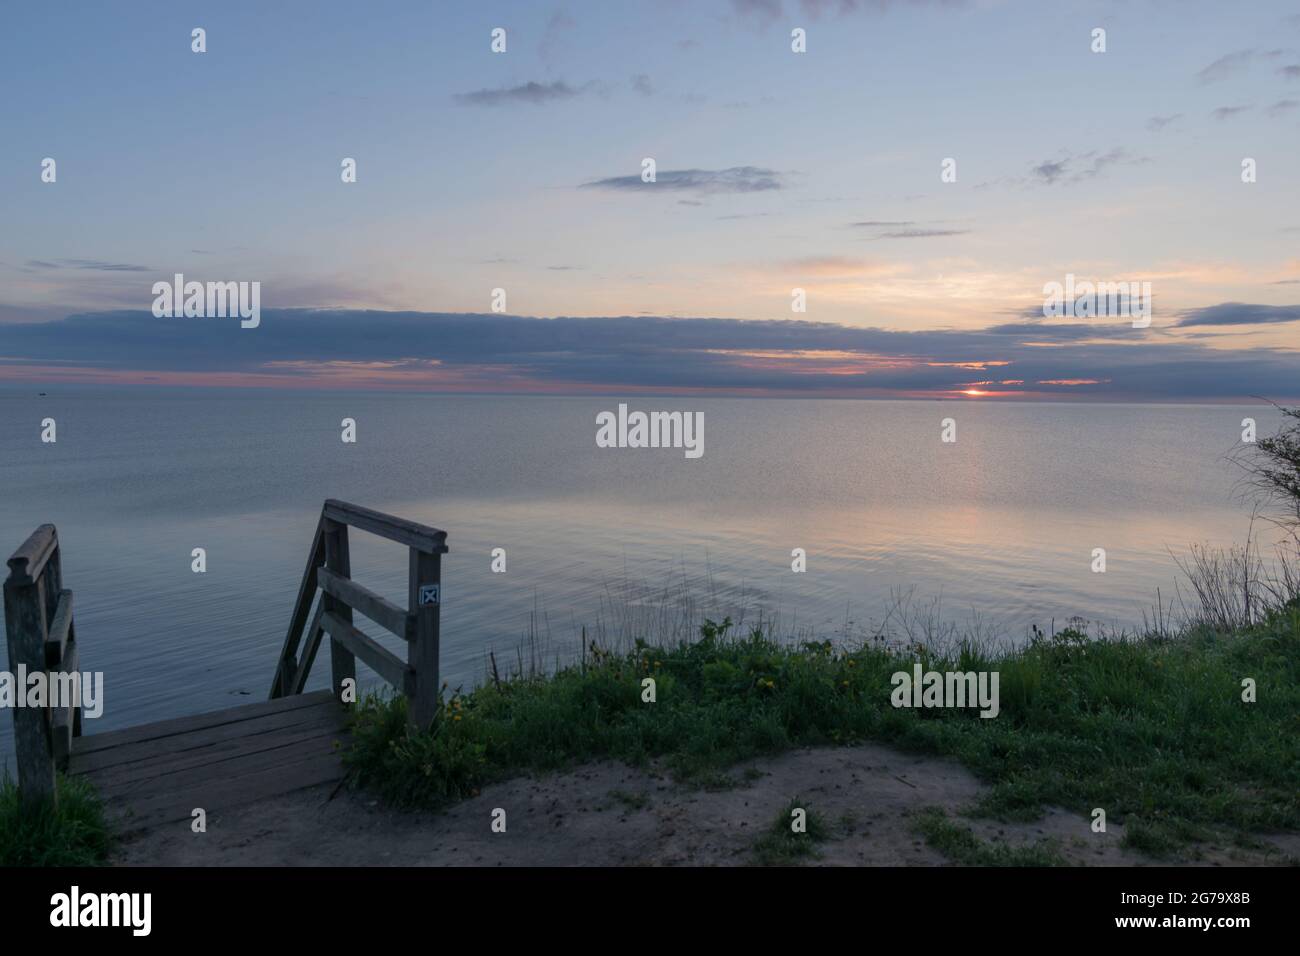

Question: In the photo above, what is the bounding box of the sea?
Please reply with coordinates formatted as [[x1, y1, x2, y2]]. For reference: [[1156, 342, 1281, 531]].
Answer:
[[0, 387, 1286, 762]]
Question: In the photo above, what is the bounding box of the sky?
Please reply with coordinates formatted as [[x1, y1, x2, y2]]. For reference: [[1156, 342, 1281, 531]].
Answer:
[[1, 0, 1298, 400]]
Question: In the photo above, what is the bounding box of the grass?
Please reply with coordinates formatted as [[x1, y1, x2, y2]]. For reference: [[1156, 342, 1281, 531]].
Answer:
[[606, 788, 649, 810], [345, 602, 1300, 860], [911, 806, 1066, 866], [751, 797, 831, 865], [0, 772, 112, 866]]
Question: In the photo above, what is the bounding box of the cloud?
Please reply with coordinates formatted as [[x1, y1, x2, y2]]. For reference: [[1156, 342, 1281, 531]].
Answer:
[[874, 228, 969, 239], [1028, 148, 1140, 186], [850, 219, 967, 238], [1175, 303, 1300, 327], [1211, 104, 1252, 120], [733, 0, 968, 19], [539, 10, 576, 60], [580, 166, 785, 194], [731, 0, 782, 19], [777, 256, 883, 275], [1146, 113, 1182, 132], [983, 320, 1145, 341], [1267, 99, 1299, 116], [2, 308, 1297, 401], [1280, 64, 1300, 79], [631, 74, 654, 96], [26, 258, 151, 272], [454, 80, 581, 107], [1196, 49, 1258, 83], [1031, 160, 1067, 184]]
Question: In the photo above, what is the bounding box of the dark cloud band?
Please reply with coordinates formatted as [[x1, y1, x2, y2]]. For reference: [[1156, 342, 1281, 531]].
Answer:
[[1, 308, 1297, 400]]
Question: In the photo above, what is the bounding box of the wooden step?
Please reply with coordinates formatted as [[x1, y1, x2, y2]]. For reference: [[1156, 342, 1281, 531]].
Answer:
[[68, 691, 351, 835]]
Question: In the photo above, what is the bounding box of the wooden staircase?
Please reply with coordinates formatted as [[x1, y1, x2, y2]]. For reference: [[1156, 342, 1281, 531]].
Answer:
[[5, 500, 450, 835]]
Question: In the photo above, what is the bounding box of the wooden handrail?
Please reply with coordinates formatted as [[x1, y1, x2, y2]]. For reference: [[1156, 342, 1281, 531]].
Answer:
[[4, 525, 82, 807], [323, 500, 447, 554], [6, 524, 58, 586], [269, 518, 325, 698], [270, 501, 447, 729], [46, 589, 75, 663]]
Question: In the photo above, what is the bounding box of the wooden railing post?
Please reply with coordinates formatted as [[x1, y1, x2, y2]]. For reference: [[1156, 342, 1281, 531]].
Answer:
[[407, 548, 442, 730], [4, 526, 59, 807], [323, 518, 355, 701]]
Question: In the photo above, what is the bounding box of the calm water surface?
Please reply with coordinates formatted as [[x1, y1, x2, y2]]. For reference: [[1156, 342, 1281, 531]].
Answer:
[[0, 387, 1281, 763]]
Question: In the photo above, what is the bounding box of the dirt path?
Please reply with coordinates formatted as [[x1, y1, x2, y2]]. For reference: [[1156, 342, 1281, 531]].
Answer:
[[113, 742, 1297, 866]]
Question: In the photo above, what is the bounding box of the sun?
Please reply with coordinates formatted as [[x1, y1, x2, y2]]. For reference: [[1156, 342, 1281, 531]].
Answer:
[[962, 389, 988, 397]]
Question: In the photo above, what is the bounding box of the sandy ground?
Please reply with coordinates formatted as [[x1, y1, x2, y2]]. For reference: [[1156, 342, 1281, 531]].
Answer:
[[114, 743, 1299, 866]]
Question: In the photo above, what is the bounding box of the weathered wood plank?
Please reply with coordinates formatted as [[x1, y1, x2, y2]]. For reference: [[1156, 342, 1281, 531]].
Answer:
[[324, 520, 355, 700], [49, 640, 79, 769], [69, 614, 82, 739], [270, 516, 326, 698], [407, 547, 442, 730], [3, 574, 54, 804], [106, 750, 347, 834], [70, 696, 345, 773], [324, 499, 448, 554], [44, 589, 73, 665], [71, 689, 336, 756], [89, 726, 348, 799], [71, 708, 344, 779], [318, 566, 412, 639], [288, 600, 327, 696], [72, 690, 349, 835], [319, 610, 411, 693], [6, 524, 57, 586], [79, 722, 349, 793], [41, 545, 62, 626]]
